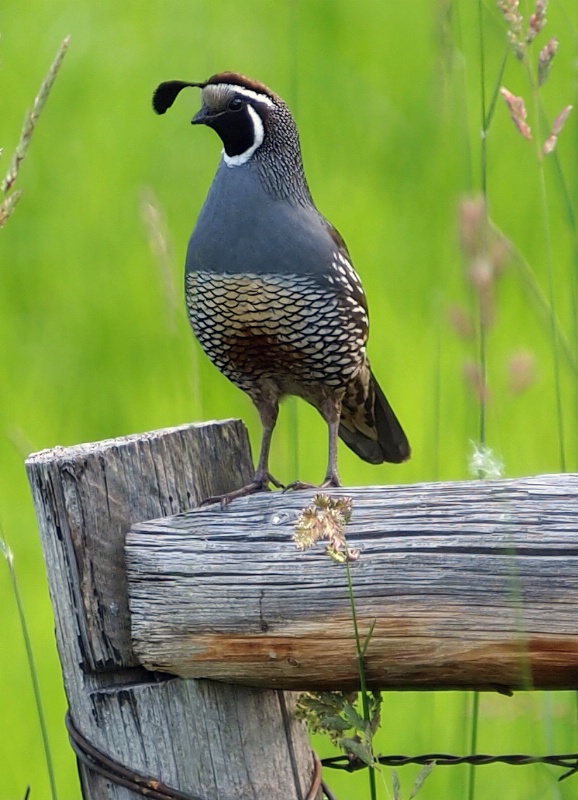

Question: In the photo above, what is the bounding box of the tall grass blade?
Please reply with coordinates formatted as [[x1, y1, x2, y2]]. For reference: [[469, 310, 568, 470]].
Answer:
[[1, 36, 70, 198], [1, 536, 58, 800], [526, 66, 567, 471]]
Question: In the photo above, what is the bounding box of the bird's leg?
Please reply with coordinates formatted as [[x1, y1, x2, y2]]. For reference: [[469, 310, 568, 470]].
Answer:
[[285, 391, 343, 491], [251, 400, 284, 490], [321, 409, 342, 488], [201, 397, 282, 508]]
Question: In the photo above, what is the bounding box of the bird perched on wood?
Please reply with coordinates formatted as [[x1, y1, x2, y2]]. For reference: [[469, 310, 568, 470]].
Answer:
[[153, 71, 410, 504]]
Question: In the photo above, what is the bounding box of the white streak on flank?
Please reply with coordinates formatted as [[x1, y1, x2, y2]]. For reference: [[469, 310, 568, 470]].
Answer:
[[224, 106, 265, 167]]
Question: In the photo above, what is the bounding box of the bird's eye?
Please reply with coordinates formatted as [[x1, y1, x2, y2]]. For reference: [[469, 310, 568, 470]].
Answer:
[[228, 97, 243, 111]]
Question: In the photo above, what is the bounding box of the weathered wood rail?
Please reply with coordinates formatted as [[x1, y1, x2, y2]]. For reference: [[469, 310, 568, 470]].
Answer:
[[126, 474, 578, 693], [26, 421, 321, 800]]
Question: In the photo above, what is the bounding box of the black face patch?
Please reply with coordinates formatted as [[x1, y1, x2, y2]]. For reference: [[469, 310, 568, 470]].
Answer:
[[208, 105, 257, 157]]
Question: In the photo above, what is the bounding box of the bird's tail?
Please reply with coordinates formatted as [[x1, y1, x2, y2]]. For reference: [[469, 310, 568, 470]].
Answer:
[[338, 363, 410, 464]]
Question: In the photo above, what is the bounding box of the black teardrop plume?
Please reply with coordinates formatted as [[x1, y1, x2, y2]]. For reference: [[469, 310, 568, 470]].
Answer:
[[152, 80, 204, 115]]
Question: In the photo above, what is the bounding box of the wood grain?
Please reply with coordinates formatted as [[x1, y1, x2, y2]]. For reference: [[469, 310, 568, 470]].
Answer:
[[126, 474, 578, 692], [26, 421, 320, 800]]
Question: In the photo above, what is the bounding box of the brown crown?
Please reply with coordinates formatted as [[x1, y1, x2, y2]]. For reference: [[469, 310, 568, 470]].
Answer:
[[205, 72, 280, 102]]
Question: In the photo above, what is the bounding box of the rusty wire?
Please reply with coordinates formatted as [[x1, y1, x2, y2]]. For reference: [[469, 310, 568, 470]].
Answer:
[[66, 712, 328, 800], [66, 712, 206, 800]]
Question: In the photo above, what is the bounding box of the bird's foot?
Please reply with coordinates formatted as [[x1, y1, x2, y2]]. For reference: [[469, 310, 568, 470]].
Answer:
[[266, 471, 285, 489], [283, 480, 316, 493], [200, 471, 284, 509], [284, 472, 342, 493]]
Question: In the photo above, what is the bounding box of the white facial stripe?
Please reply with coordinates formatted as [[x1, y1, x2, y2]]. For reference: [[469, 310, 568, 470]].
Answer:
[[224, 105, 264, 167], [221, 84, 274, 107]]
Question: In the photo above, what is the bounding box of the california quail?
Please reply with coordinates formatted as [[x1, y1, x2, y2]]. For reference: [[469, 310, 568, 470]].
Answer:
[[153, 72, 410, 503]]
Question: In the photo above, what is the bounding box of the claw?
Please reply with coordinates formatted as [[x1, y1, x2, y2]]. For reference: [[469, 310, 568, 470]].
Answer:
[[200, 471, 284, 508], [283, 480, 316, 493], [283, 472, 342, 494]]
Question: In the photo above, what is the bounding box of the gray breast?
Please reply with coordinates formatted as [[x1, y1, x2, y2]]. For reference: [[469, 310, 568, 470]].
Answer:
[[186, 160, 337, 281]]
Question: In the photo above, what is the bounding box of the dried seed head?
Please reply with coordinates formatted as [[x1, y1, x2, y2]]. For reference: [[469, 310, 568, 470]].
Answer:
[[458, 196, 509, 332], [528, 0, 548, 43], [538, 37, 558, 85], [469, 256, 494, 293], [293, 506, 325, 550], [497, 0, 521, 27], [501, 88, 532, 141], [543, 105, 573, 155], [464, 359, 490, 403], [469, 257, 498, 329], [459, 196, 487, 257], [294, 494, 357, 562], [497, 0, 526, 58], [508, 349, 537, 394], [489, 236, 511, 277], [448, 304, 475, 340]]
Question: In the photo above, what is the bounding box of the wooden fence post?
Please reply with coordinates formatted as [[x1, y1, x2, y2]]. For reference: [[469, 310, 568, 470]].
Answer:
[[26, 421, 321, 800]]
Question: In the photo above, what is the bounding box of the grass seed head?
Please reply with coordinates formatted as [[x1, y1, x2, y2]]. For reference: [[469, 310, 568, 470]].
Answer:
[[501, 88, 532, 141], [538, 36, 558, 85], [543, 105, 573, 155], [528, 0, 548, 43], [294, 494, 357, 561], [497, 0, 526, 58], [464, 359, 490, 403], [508, 349, 537, 394], [448, 304, 475, 340]]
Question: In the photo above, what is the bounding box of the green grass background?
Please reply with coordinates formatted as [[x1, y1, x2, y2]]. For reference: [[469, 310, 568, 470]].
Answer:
[[1, 1, 577, 798]]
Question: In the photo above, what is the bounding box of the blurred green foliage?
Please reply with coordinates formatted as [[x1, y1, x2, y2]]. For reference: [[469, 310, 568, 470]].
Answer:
[[1, 1, 577, 798]]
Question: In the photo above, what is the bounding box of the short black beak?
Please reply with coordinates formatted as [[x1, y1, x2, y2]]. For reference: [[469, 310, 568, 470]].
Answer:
[[191, 106, 212, 126]]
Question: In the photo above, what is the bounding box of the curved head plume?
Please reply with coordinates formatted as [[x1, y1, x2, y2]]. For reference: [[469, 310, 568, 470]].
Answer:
[[152, 80, 207, 115]]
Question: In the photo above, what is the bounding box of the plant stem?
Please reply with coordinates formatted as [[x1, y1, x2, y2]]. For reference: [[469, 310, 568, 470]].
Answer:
[[470, 7, 491, 796], [477, 0, 487, 198], [477, 328, 486, 459], [346, 559, 377, 800], [537, 163, 566, 470], [1, 540, 58, 800], [496, 225, 578, 376], [467, 691, 480, 800], [548, 138, 578, 388], [525, 60, 567, 471]]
